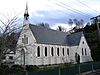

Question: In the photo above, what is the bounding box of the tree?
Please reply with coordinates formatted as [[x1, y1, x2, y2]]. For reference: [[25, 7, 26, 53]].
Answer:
[[73, 19, 81, 29], [68, 19, 73, 30], [57, 26, 66, 32], [37, 22, 50, 28], [91, 19, 96, 25], [0, 14, 21, 64], [80, 19, 84, 28], [57, 26, 62, 31], [73, 19, 85, 29]]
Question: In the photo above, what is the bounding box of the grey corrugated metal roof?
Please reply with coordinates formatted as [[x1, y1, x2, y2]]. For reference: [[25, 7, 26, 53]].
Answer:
[[29, 24, 83, 46], [67, 32, 83, 46]]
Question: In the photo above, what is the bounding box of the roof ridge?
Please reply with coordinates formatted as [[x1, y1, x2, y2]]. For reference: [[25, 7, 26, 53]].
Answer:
[[29, 24, 69, 34]]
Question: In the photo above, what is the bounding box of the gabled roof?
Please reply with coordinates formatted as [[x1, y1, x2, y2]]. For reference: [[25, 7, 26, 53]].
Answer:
[[29, 24, 83, 46], [67, 32, 83, 46]]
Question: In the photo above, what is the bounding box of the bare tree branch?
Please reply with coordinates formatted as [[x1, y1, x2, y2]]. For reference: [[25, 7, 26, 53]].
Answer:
[[0, 13, 22, 64]]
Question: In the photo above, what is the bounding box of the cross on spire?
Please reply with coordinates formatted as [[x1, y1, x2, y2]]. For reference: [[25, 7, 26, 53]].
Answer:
[[24, 2, 29, 21], [23, 2, 29, 25]]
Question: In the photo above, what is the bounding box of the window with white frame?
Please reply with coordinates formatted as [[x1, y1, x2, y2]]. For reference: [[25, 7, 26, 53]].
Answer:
[[82, 48, 84, 56], [57, 48, 59, 56], [82, 41, 84, 44], [37, 46, 40, 57], [62, 48, 64, 56], [51, 47, 54, 56], [67, 48, 69, 56], [45, 47, 47, 56], [85, 48, 87, 56], [22, 34, 28, 44]]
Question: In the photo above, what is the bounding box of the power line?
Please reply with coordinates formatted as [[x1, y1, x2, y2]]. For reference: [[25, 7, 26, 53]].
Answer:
[[55, 10, 75, 18], [48, 0, 92, 18], [76, 0, 100, 14], [48, 0, 80, 14], [59, 1, 91, 17], [47, 0, 78, 18]]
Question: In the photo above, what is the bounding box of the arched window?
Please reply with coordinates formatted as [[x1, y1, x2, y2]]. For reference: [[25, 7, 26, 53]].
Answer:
[[82, 48, 84, 56], [67, 48, 69, 56], [22, 34, 28, 44], [57, 48, 59, 56], [85, 48, 87, 56], [51, 47, 54, 56], [62, 48, 64, 56], [37, 46, 40, 57], [45, 47, 47, 56], [83, 41, 84, 44]]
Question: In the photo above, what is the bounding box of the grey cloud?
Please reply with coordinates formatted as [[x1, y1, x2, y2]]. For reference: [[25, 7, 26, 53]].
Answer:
[[29, 10, 93, 26]]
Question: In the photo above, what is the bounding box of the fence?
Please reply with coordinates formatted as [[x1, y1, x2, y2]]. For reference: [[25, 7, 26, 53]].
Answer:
[[10, 62, 100, 75]]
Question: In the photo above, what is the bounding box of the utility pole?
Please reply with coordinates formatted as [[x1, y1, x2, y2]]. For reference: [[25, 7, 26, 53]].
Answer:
[[90, 15, 100, 44]]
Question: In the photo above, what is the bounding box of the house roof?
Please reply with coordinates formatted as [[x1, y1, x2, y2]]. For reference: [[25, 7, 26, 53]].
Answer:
[[29, 24, 83, 46]]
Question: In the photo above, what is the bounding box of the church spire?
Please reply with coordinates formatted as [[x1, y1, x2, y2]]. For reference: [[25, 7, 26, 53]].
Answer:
[[23, 2, 29, 25]]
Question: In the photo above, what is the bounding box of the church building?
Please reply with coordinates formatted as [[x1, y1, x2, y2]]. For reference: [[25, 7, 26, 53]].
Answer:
[[15, 4, 93, 66]]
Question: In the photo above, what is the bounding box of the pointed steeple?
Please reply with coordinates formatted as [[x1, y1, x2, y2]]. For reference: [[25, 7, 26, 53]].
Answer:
[[23, 2, 29, 25]]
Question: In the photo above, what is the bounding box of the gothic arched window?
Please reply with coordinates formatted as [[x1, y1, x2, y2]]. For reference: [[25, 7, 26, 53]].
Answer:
[[37, 46, 40, 57], [22, 34, 28, 44], [85, 48, 87, 56], [51, 47, 54, 56], [82, 48, 84, 56], [57, 48, 59, 56], [67, 48, 69, 56], [62, 48, 64, 56], [45, 47, 47, 56]]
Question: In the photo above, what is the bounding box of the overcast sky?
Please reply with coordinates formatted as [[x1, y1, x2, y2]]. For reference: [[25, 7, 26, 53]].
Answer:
[[0, 0, 100, 30]]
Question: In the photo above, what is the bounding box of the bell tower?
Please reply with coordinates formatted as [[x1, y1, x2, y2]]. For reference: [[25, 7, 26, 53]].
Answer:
[[23, 2, 29, 25]]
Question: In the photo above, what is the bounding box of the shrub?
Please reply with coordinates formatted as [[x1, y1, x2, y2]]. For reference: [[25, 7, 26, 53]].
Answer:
[[26, 65, 39, 71], [8, 65, 24, 73], [0, 65, 9, 75]]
